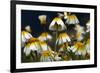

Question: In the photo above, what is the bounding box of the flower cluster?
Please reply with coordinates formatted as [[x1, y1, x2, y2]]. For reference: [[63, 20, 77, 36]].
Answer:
[[22, 12, 90, 62]]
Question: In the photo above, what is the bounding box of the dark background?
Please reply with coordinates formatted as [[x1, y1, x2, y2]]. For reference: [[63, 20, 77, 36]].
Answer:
[[21, 10, 90, 37]]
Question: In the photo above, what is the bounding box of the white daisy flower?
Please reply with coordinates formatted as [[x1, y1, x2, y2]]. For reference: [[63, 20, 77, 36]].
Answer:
[[66, 14, 79, 24], [57, 12, 68, 20], [39, 41, 52, 51], [72, 42, 86, 56], [38, 15, 47, 25], [49, 17, 66, 31], [25, 25, 32, 32], [24, 37, 53, 56], [40, 51, 54, 62], [38, 32, 52, 42], [56, 33, 71, 45], [64, 12, 68, 20], [23, 38, 40, 56], [21, 31, 33, 47], [75, 24, 85, 41]]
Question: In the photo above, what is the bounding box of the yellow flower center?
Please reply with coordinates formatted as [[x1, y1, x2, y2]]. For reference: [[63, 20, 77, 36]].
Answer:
[[41, 32, 49, 37], [27, 38, 39, 43], [75, 42, 84, 50], [76, 32, 81, 38], [42, 51, 51, 57]]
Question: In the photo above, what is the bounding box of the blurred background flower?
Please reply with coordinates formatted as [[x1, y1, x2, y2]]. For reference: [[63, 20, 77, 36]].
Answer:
[[23, 37, 40, 56], [75, 24, 85, 41], [38, 32, 52, 42], [56, 33, 71, 45], [21, 31, 33, 48], [21, 25, 33, 47], [66, 13, 79, 25], [57, 12, 68, 20], [40, 50, 55, 62], [38, 15, 47, 25], [71, 42, 86, 56]]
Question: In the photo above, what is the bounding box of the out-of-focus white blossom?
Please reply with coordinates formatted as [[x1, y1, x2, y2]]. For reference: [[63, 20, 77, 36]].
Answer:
[[25, 25, 32, 32], [40, 50, 55, 62], [66, 14, 79, 24], [38, 32, 52, 41], [75, 24, 85, 41], [38, 15, 47, 25], [71, 42, 86, 56]]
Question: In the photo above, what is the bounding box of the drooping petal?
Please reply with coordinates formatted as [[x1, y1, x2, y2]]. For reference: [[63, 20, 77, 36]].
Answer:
[[24, 44, 31, 56], [40, 51, 54, 62], [25, 25, 32, 32], [49, 17, 66, 31], [75, 24, 85, 41], [56, 33, 71, 45], [73, 42, 86, 56], [66, 14, 79, 24], [22, 31, 33, 43], [21, 31, 33, 47], [38, 32, 52, 41]]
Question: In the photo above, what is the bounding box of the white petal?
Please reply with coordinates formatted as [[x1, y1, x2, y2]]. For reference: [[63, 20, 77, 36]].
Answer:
[[29, 43, 38, 51], [82, 50, 86, 56], [24, 47, 31, 56], [25, 33, 32, 40], [55, 56, 61, 61], [22, 34, 27, 43]]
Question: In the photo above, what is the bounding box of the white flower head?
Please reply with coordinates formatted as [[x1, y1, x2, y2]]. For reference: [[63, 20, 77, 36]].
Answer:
[[40, 51, 54, 62], [23, 38, 40, 56], [25, 25, 32, 32], [49, 17, 66, 31], [39, 41, 52, 51], [38, 32, 52, 41], [66, 14, 79, 24], [75, 24, 85, 41], [72, 42, 86, 56], [23, 37, 53, 56], [64, 12, 68, 19], [21, 31, 33, 47], [56, 33, 71, 45], [38, 15, 47, 25]]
